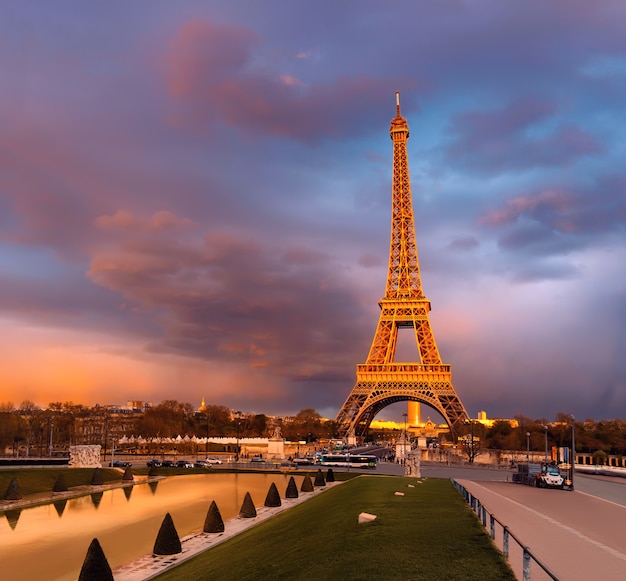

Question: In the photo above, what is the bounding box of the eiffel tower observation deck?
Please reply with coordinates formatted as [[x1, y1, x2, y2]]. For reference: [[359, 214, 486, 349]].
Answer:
[[335, 93, 469, 441]]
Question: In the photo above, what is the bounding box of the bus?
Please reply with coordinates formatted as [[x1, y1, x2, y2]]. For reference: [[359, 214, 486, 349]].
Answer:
[[319, 454, 377, 469]]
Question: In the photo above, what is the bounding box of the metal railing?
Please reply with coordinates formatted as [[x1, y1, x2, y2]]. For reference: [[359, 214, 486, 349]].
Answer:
[[452, 479, 560, 581]]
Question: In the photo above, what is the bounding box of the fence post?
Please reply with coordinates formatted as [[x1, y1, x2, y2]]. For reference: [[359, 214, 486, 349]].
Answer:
[[503, 526, 509, 558], [482, 505, 487, 527], [490, 514, 495, 539], [523, 547, 531, 581]]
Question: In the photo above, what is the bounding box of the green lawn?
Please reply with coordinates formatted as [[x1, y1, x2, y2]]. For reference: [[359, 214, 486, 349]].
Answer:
[[0, 468, 123, 497], [156, 476, 515, 581]]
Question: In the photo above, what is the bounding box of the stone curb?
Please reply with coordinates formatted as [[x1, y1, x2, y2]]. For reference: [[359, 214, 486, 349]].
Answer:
[[113, 482, 340, 581]]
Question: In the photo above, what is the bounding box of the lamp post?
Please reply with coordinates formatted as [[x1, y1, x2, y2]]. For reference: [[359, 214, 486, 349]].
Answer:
[[205, 412, 210, 460], [526, 431, 530, 462], [48, 422, 54, 458], [570, 415, 576, 491], [403, 412, 408, 465], [235, 411, 241, 463], [544, 425, 549, 463]]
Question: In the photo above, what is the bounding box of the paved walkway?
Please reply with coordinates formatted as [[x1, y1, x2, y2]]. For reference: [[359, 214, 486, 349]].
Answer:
[[112, 482, 340, 581], [456, 479, 626, 580]]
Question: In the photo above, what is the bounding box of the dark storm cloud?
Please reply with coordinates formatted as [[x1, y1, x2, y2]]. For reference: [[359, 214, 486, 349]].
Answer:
[[87, 211, 372, 385]]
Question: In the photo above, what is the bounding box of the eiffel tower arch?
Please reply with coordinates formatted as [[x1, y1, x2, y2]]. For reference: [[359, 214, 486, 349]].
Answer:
[[335, 93, 469, 441]]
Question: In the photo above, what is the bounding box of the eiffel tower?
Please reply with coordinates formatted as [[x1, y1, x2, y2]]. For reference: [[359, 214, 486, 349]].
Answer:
[[335, 93, 469, 441]]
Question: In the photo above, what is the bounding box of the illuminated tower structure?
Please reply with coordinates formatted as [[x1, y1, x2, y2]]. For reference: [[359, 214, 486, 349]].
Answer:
[[335, 93, 469, 441]]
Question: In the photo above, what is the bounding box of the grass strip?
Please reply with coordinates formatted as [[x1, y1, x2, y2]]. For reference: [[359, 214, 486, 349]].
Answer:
[[156, 476, 515, 581], [0, 468, 121, 497]]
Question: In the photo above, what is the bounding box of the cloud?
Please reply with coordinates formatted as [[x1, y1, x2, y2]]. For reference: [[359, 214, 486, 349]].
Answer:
[[162, 18, 417, 141], [444, 97, 604, 173], [87, 211, 372, 404]]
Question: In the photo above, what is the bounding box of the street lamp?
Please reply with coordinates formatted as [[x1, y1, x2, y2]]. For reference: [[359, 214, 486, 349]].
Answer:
[[235, 411, 242, 463], [403, 412, 408, 465], [205, 412, 210, 460], [571, 415, 576, 491], [544, 425, 549, 463], [526, 431, 530, 462], [49, 422, 54, 458]]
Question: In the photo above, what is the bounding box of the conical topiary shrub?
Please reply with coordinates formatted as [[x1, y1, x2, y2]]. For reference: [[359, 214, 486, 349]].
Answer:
[[314, 469, 326, 487], [203, 500, 225, 533], [285, 476, 299, 499], [4, 478, 22, 501], [300, 474, 314, 492], [264, 482, 281, 507], [239, 491, 257, 518], [78, 538, 114, 581], [122, 466, 134, 481], [53, 473, 68, 493], [326, 468, 335, 482], [153, 513, 182, 555], [91, 468, 104, 486]]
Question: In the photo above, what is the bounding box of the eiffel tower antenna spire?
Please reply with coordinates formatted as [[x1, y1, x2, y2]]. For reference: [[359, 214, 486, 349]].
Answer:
[[335, 93, 469, 442]]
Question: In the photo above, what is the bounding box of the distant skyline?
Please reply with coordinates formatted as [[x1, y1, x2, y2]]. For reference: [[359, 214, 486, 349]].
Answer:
[[1, 2, 625, 422]]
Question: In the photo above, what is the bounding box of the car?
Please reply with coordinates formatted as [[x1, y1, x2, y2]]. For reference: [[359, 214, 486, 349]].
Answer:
[[293, 457, 315, 466], [176, 460, 193, 468], [146, 459, 162, 468], [161, 460, 175, 467], [110, 460, 131, 468], [251, 456, 265, 463], [205, 457, 223, 465], [194, 460, 213, 468]]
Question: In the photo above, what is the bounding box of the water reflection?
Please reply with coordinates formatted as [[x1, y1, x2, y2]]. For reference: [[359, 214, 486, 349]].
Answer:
[[0, 473, 301, 581], [53, 499, 67, 517], [90, 491, 103, 508]]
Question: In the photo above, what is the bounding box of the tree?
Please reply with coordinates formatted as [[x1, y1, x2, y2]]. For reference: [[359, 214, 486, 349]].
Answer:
[[459, 421, 485, 463]]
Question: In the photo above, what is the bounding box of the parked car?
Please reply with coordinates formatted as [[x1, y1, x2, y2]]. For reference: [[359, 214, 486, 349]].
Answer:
[[110, 460, 131, 468], [161, 460, 175, 467], [205, 457, 223, 465], [194, 460, 213, 468], [176, 460, 193, 468], [251, 456, 265, 463], [146, 459, 162, 467]]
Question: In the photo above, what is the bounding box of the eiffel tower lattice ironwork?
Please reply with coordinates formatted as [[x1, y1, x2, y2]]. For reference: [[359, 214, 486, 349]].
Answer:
[[335, 93, 469, 440]]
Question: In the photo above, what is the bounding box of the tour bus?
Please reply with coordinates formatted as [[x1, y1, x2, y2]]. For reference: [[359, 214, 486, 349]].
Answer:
[[319, 454, 377, 469]]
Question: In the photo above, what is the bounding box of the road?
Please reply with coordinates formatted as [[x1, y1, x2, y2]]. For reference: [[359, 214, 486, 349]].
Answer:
[[455, 473, 626, 580]]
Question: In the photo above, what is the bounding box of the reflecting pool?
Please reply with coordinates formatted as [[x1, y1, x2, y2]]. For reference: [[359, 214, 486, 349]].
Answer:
[[1, 473, 302, 581]]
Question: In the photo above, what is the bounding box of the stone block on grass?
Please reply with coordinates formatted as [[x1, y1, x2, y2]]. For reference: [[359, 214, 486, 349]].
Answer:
[[78, 538, 114, 581], [264, 482, 281, 507], [153, 513, 182, 555], [204, 500, 225, 533], [358, 512, 377, 524]]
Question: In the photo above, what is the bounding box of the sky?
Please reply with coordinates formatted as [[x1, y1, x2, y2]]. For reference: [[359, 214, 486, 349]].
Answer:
[[1, 1, 625, 423]]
